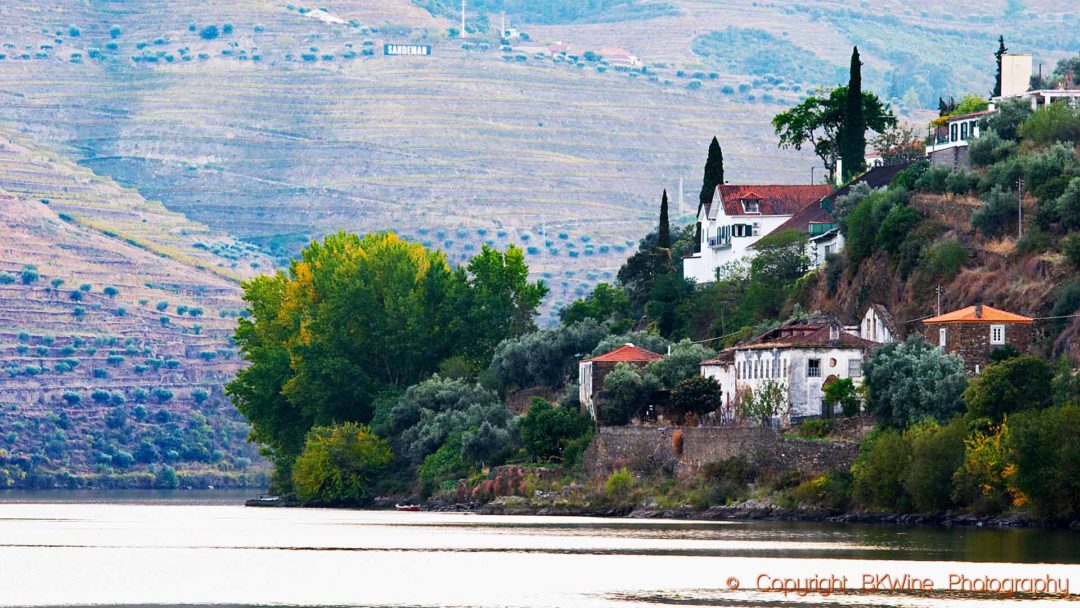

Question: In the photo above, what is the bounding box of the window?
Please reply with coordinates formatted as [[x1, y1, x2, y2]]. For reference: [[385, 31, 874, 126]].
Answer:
[[807, 358, 821, 378], [939, 327, 947, 347], [742, 198, 760, 213], [848, 358, 862, 377], [990, 324, 1005, 345], [950, 123, 958, 142], [960, 122, 969, 140]]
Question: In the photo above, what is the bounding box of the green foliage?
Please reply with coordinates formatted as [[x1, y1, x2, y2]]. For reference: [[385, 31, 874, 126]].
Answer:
[[968, 130, 1016, 167], [383, 375, 510, 464], [155, 465, 179, 489], [591, 332, 670, 358], [843, 187, 906, 268], [790, 469, 853, 511], [902, 418, 966, 512], [823, 377, 860, 417], [670, 375, 722, 416], [1006, 405, 1080, 519], [1056, 178, 1080, 230], [417, 432, 468, 489], [517, 398, 592, 462], [971, 186, 1017, 237], [698, 137, 724, 213], [692, 27, 844, 88], [0, 272, 14, 285], [772, 85, 896, 183], [921, 239, 968, 280], [558, 283, 631, 331], [645, 273, 694, 337], [738, 379, 788, 426], [982, 98, 1033, 141], [20, 265, 39, 285], [1063, 232, 1080, 268], [1018, 102, 1080, 147], [488, 319, 608, 391], [604, 467, 636, 502], [877, 205, 921, 254], [889, 158, 929, 191], [913, 165, 951, 193], [839, 47, 866, 180], [744, 229, 810, 320], [852, 428, 909, 510], [291, 423, 393, 503], [645, 340, 715, 388], [963, 355, 1052, 423], [227, 232, 544, 479], [863, 335, 967, 428], [601, 362, 658, 425], [1051, 281, 1080, 330]]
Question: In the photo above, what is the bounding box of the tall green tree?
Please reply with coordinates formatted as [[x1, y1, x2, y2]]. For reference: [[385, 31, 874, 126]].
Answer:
[[993, 35, 1007, 97], [773, 86, 896, 185], [698, 137, 725, 214], [658, 189, 671, 249], [840, 46, 866, 181], [227, 232, 545, 486]]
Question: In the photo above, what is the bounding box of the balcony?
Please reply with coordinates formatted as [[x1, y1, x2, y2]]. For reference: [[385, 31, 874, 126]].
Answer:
[[707, 236, 731, 249]]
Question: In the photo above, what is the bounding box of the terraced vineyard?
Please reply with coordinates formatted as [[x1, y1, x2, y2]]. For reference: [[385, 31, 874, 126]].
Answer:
[[0, 134, 268, 488]]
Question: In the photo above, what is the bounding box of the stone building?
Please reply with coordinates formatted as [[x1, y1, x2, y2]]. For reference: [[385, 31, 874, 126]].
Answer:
[[920, 304, 1034, 374], [579, 344, 663, 422]]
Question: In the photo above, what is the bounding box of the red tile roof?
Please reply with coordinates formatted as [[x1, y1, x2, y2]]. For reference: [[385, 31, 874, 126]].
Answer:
[[716, 185, 832, 217], [922, 305, 1033, 324], [585, 343, 664, 363]]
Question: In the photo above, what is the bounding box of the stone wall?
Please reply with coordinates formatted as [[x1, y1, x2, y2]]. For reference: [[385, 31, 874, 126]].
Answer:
[[583, 426, 860, 479], [921, 321, 1033, 373]]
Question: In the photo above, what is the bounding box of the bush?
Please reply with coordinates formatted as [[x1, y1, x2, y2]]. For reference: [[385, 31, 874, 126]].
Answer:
[[863, 335, 967, 427], [878, 205, 921, 254], [852, 428, 909, 510], [488, 319, 608, 391], [1056, 178, 1080, 230], [789, 469, 853, 511], [823, 377, 860, 416], [971, 187, 1017, 237], [601, 363, 659, 426], [913, 165, 951, 193], [968, 130, 1016, 167], [963, 355, 1052, 423], [902, 418, 965, 512], [983, 98, 1032, 141], [517, 398, 592, 462], [644, 340, 715, 388], [192, 388, 209, 404], [1063, 232, 1080, 268], [1006, 405, 1080, 519], [1051, 282, 1080, 330], [103, 286, 119, 298], [292, 423, 393, 503], [1018, 102, 1080, 147], [62, 391, 81, 405], [604, 467, 636, 502], [670, 375, 723, 417], [20, 265, 39, 285], [921, 239, 967, 279], [152, 387, 174, 403], [417, 432, 468, 490], [91, 389, 110, 403], [199, 25, 219, 40], [944, 170, 979, 195]]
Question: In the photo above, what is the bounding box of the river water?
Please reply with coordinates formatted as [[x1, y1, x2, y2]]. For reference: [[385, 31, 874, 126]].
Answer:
[[0, 491, 1076, 607]]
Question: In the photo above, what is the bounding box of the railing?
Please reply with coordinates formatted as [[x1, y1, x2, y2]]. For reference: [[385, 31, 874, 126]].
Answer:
[[707, 236, 731, 249]]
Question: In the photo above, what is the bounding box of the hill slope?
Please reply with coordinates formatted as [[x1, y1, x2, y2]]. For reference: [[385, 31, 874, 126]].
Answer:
[[0, 134, 268, 488]]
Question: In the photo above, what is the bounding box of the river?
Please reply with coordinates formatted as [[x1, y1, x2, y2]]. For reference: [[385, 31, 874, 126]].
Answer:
[[0, 491, 1076, 607]]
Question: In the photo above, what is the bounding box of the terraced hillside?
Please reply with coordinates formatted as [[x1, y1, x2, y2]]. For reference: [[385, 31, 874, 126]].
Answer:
[[0, 134, 269, 488]]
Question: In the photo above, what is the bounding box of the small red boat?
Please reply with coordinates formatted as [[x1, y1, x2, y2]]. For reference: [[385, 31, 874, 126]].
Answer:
[[395, 504, 421, 512]]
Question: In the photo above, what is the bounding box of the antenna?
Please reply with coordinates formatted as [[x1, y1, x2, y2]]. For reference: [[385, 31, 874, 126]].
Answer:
[[935, 285, 943, 316], [461, 0, 467, 39], [1018, 177, 1024, 239]]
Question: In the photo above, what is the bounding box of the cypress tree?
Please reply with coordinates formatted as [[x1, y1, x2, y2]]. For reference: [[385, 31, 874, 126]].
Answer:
[[698, 136, 724, 214], [993, 36, 1007, 97], [840, 46, 865, 182], [658, 190, 671, 249]]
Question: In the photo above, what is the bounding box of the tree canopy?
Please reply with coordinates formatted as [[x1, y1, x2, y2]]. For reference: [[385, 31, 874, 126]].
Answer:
[[863, 335, 967, 427]]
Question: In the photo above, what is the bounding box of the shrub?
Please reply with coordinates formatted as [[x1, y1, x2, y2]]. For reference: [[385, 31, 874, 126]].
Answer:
[[62, 392, 81, 405], [1018, 102, 1080, 146], [92, 368, 108, 378], [1063, 232, 1080, 268], [1051, 282, 1080, 330], [70, 290, 83, 301], [155, 465, 179, 489], [944, 170, 979, 195], [517, 398, 592, 462], [103, 286, 119, 297], [91, 389, 110, 403], [132, 388, 148, 403], [645, 340, 715, 388], [417, 432, 468, 490], [878, 205, 921, 254], [968, 130, 1016, 167], [155, 301, 169, 311], [152, 387, 174, 403], [823, 377, 860, 416], [670, 375, 723, 417], [292, 422, 392, 503], [0, 272, 15, 285], [852, 428, 909, 510], [789, 469, 853, 511], [921, 239, 967, 279], [20, 265, 39, 285], [1056, 178, 1080, 230], [192, 388, 209, 404], [983, 98, 1032, 141], [863, 335, 967, 427], [901, 418, 965, 512], [601, 363, 659, 426], [971, 186, 1017, 237], [963, 355, 1052, 423], [1006, 405, 1080, 519], [199, 25, 219, 40], [604, 467, 636, 502], [913, 165, 951, 193]]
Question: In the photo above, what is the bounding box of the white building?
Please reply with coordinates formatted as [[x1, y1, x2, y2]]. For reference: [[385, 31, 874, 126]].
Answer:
[[683, 184, 831, 283], [859, 303, 898, 344], [701, 320, 878, 423]]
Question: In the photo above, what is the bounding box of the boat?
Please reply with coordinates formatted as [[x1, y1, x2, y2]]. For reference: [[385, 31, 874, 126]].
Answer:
[[395, 504, 421, 512]]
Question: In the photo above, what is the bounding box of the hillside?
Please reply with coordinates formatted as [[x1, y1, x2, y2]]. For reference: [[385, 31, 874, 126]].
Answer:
[[0, 134, 268, 488], [1, 0, 1075, 322]]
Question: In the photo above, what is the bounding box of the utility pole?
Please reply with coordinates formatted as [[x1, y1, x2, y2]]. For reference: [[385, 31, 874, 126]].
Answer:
[[935, 285, 943, 316], [1018, 177, 1024, 240]]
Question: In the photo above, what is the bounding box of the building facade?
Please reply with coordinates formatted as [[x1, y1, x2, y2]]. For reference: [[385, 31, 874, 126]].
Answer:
[[683, 184, 831, 283], [860, 303, 899, 344], [579, 344, 663, 422], [920, 304, 1034, 374]]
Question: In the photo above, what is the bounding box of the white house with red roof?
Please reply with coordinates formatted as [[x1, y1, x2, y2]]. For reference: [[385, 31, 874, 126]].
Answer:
[[579, 343, 663, 422], [599, 47, 641, 67], [683, 184, 832, 283], [701, 319, 879, 423]]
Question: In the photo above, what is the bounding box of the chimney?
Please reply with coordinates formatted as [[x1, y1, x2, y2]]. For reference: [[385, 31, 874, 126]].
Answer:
[[829, 322, 840, 342], [974, 303, 983, 319]]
